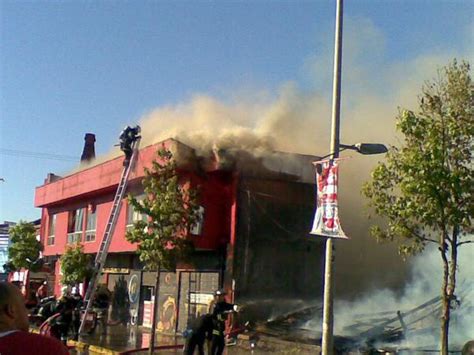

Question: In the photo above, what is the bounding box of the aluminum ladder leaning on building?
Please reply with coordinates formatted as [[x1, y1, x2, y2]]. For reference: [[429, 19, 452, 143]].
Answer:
[[78, 134, 141, 335]]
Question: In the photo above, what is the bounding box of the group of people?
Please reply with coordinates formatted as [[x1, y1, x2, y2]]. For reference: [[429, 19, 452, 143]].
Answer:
[[1, 279, 239, 355], [0, 282, 69, 355], [185, 289, 240, 355]]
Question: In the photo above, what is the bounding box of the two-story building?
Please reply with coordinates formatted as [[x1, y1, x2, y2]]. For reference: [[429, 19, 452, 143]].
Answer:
[[35, 137, 323, 332]]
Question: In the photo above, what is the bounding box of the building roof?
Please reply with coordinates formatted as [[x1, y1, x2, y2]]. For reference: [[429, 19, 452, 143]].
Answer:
[[35, 137, 318, 208]]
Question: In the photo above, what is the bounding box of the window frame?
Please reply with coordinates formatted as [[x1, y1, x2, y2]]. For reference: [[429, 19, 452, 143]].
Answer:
[[47, 213, 56, 246], [190, 206, 205, 236], [126, 195, 147, 230], [84, 208, 97, 243], [67, 208, 85, 244]]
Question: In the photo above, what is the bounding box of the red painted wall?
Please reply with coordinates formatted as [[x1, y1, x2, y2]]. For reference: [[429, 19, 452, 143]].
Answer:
[[35, 140, 181, 208], [39, 141, 234, 257]]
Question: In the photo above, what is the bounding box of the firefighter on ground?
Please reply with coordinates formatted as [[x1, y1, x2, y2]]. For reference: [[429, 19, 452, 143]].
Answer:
[[53, 286, 76, 344], [93, 284, 111, 335], [183, 313, 213, 355], [70, 287, 83, 341], [209, 289, 239, 355], [119, 125, 141, 166]]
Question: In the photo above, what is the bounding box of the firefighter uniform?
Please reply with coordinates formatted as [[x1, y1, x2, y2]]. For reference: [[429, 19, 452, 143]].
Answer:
[[210, 300, 235, 355]]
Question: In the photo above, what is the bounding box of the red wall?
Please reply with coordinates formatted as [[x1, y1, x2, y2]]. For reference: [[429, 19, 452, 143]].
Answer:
[[39, 145, 235, 257], [35, 141, 178, 208]]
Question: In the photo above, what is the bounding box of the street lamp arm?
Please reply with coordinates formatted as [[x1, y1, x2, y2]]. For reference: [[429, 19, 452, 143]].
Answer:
[[318, 142, 388, 160]]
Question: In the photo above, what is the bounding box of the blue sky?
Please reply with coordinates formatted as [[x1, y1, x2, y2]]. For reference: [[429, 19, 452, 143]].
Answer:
[[1, 0, 473, 222]]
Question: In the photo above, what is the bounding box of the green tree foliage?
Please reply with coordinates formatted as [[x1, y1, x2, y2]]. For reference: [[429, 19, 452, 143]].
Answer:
[[126, 148, 199, 354], [59, 243, 92, 286], [363, 60, 473, 354], [126, 148, 199, 271], [8, 221, 43, 272]]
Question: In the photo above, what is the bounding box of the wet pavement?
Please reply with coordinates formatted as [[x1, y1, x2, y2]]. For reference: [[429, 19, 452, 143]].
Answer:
[[69, 324, 309, 354], [74, 324, 183, 353]]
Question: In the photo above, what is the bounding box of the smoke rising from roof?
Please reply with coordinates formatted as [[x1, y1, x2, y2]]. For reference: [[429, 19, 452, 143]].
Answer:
[[73, 18, 471, 305]]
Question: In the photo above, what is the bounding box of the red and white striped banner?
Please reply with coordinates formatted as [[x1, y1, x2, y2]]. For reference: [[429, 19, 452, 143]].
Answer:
[[310, 159, 348, 239]]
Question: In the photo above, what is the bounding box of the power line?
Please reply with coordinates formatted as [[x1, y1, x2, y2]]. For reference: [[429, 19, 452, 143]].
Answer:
[[0, 148, 78, 162]]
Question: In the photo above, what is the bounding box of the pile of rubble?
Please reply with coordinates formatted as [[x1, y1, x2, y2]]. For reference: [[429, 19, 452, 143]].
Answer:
[[235, 290, 473, 354]]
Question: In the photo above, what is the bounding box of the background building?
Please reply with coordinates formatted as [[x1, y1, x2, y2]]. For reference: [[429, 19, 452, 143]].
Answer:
[[0, 221, 15, 281]]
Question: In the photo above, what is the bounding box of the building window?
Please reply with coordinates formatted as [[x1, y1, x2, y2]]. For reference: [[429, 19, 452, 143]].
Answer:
[[67, 208, 84, 244], [85, 209, 97, 242], [126, 195, 147, 230], [47, 214, 56, 246], [190, 206, 205, 236]]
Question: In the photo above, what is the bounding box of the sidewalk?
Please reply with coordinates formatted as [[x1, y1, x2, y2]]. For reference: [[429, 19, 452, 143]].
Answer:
[[69, 324, 184, 354], [68, 325, 318, 355]]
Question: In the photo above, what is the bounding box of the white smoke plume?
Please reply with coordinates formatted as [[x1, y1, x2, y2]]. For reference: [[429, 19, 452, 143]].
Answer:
[[69, 18, 471, 319], [329, 243, 474, 349]]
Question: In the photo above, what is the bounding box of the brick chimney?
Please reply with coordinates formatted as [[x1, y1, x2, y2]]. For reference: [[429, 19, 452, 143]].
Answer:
[[80, 133, 96, 163], [45, 173, 61, 184]]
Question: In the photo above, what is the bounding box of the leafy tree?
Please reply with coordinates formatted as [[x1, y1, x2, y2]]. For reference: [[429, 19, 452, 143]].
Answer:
[[363, 60, 473, 354], [126, 148, 199, 354], [8, 221, 43, 272], [60, 243, 92, 287]]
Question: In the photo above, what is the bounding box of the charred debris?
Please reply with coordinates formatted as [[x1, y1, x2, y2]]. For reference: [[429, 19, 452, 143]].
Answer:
[[238, 289, 472, 354]]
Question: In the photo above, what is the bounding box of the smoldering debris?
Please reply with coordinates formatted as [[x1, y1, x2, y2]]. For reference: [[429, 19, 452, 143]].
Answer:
[[240, 286, 472, 353], [255, 303, 322, 345]]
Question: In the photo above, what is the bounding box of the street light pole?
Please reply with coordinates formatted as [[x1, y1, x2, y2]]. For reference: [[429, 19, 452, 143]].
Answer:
[[322, 0, 343, 354]]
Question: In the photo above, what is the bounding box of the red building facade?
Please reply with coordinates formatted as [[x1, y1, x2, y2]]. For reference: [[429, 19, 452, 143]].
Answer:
[[35, 138, 323, 332]]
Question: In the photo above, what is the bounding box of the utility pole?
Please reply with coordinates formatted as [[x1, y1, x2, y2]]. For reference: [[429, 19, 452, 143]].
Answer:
[[321, 0, 343, 354]]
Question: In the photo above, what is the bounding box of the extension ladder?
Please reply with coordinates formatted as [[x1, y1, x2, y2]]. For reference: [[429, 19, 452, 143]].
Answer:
[[78, 137, 141, 334]]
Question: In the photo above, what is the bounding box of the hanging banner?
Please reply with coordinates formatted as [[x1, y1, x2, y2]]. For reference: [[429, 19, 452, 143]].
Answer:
[[310, 159, 348, 239]]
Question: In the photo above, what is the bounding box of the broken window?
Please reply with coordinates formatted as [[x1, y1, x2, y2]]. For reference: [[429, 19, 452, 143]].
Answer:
[[67, 208, 84, 244], [190, 206, 205, 236]]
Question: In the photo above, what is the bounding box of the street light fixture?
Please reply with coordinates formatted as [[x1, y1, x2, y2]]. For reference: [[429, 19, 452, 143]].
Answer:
[[340, 143, 388, 155], [319, 143, 388, 160]]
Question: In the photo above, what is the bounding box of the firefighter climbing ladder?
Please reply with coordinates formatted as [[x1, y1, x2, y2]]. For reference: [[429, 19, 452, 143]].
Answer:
[[78, 137, 141, 335]]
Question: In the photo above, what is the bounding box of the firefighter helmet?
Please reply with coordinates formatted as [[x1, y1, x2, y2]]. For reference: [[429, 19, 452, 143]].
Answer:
[[214, 289, 226, 296]]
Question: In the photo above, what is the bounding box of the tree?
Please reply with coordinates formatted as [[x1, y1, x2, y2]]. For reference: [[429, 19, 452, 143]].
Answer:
[[8, 221, 43, 272], [126, 148, 199, 354], [60, 243, 92, 287], [363, 60, 473, 354]]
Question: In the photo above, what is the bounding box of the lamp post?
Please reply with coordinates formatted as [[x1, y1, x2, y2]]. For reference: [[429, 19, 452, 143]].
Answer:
[[321, 0, 344, 351], [321, 1, 388, 353]]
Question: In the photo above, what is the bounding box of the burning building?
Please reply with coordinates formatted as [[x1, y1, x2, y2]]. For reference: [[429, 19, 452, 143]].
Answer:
[[35, 135, 324, 332]]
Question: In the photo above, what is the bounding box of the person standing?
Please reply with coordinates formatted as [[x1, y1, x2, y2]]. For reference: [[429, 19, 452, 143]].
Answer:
[[184, 313, 213, 355], [119, 125, 141, 166], [0, 282, 69, 355], [93, 284, 111, 335], [209, 290, 239, 355], [36, 281, 48, 302], [54, 286, 75, 344]]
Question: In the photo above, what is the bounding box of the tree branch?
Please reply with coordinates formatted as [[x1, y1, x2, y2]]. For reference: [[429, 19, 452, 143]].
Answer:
[[401, 222, 438, 244], [457, 240, 474, 247]]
